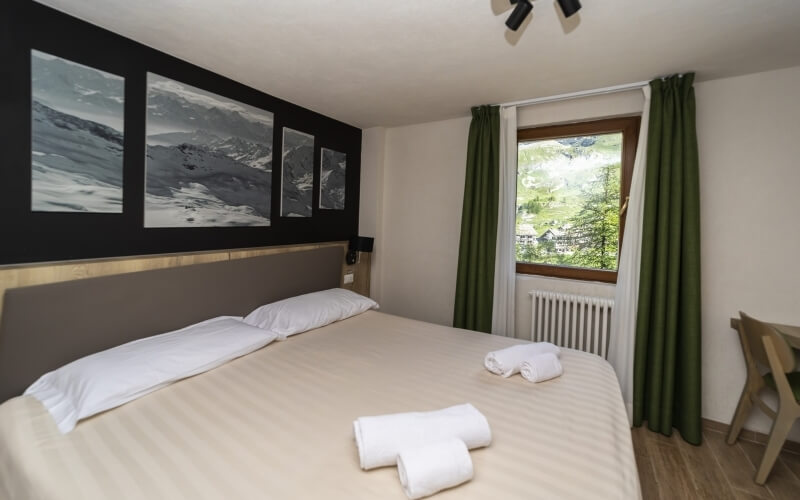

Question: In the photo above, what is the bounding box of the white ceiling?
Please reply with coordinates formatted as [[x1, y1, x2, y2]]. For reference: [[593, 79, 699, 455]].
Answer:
[[36, 0, 800, 128]]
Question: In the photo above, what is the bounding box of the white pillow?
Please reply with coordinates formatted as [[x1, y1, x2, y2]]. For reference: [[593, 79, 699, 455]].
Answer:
[[243, 288, 378, 339], [25, 316, 277, 434]]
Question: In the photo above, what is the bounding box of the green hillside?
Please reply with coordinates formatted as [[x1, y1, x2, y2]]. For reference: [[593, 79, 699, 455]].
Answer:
[[516, 133, 622, 268]]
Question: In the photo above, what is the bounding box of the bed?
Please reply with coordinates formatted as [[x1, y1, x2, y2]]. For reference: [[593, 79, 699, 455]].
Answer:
[[0, 247, 640, 499]]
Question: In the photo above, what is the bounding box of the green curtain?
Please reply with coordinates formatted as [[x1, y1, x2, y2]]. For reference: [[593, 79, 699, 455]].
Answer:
[[633, 74, 702, 445], [453, 105, 500, 332]]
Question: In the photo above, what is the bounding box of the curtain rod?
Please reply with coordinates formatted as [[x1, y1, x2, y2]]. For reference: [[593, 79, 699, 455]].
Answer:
[[498, 80, 649, 109]]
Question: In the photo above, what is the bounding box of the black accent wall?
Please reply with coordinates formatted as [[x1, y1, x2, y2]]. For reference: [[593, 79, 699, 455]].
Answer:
[[0, 0, 361, 265]]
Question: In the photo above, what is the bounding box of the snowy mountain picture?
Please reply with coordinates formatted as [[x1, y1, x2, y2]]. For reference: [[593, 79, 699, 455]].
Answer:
[[31, 50, 125, 212], [281, 128, 314, 217], [319, 148, 345, 210], [144, 73, 273, 227]]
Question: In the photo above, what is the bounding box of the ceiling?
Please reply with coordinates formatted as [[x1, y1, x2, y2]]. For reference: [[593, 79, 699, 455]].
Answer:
[[35, 0, 800, 128]]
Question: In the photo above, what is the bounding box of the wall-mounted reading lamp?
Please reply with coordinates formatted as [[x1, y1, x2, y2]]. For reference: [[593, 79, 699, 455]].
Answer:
[[346, 236, 374, 265], [506, 0, 582, 31]]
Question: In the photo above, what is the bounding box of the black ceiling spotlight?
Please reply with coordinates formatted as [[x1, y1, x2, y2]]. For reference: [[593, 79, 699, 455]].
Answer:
[[506, 0, 533, 31], [505, 0, 582, 31], [557, 0, 582, 18]]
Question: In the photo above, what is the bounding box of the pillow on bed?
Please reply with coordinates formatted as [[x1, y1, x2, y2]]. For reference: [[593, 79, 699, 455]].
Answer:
[[25, 316, 277, 434], [243, 288, 378, 339]]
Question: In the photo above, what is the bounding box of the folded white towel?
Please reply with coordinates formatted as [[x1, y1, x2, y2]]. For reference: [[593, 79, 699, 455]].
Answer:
[[397, 438, 474, 500], [353, 403, 491, 470], [484, 342, 561, 377], [520, 352, 563, 383]]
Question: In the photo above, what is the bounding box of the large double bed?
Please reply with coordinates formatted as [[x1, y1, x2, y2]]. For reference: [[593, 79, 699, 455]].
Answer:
[[0, 247, 640, 499]]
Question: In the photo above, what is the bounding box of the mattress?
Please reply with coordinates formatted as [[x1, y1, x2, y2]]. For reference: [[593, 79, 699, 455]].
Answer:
[[0, 311, 640, 499]]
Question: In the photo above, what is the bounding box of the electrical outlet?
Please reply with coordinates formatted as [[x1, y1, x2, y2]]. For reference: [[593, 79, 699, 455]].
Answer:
[[343, 272, 354, 284]]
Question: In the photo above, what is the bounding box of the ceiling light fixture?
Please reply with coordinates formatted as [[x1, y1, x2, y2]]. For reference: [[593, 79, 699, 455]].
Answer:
[[557, 0, 582, 18], [505, 0, 582, 32], [506, 0, 533, 31]]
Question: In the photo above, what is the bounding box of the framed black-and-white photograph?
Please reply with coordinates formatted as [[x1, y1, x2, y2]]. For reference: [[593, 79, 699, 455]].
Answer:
[[31, 50, 125, 213], [144, 73, 273, 227], [319, 148, 346, 210], [280, 128, 314, 217]]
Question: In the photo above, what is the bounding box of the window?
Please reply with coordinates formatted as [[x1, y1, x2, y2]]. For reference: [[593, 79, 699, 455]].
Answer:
[[515, 116, 640, 283]]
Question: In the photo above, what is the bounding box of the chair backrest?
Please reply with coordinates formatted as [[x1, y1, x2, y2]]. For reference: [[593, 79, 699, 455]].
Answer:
[[740, 311, 796, 373]]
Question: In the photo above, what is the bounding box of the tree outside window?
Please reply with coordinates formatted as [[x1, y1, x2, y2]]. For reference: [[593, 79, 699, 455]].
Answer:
[[516, 117, 640, 283]]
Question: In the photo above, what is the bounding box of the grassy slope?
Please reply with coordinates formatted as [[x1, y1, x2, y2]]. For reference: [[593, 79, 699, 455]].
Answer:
[[516, 134, 621, 265]]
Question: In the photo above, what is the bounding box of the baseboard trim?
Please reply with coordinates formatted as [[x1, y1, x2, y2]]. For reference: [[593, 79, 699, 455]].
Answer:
[[702, 418, 800, 455]]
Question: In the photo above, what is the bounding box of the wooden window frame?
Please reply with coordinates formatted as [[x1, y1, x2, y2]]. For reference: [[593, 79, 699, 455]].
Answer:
[[515, 116, 641, 284]]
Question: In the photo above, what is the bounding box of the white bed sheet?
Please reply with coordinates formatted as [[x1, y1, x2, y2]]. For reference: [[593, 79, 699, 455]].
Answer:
[[0, 311, 640, 499]]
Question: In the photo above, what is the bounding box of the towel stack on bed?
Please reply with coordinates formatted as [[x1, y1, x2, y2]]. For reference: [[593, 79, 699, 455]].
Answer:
[[353, 404, 491, 499], [352, 343, 563, 498], [484, 342, 564, 382]]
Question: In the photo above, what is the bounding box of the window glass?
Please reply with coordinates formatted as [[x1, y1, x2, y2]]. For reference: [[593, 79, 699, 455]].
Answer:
[[516, 133, 622, 271]]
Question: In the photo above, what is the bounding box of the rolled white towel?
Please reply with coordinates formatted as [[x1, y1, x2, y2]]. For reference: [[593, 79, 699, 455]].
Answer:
[[353, 403, 491, 470], [484, 342, 561, 377], [397, 438, 474, 500], [519, 352, 563, 383]]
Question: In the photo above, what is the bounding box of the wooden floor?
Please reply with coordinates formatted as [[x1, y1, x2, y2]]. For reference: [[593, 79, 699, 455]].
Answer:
[[632, 427, 800, 499]]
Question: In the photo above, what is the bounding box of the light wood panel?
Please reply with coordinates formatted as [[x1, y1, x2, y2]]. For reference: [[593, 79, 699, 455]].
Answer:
[[348, 252, 371, 297], [0, 241, 373, 327], [228, 242, 332, 260]]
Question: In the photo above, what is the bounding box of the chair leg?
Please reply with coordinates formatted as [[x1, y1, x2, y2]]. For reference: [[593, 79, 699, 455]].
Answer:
[[727, 386, 753, 445], [755, 410, 794, 485]]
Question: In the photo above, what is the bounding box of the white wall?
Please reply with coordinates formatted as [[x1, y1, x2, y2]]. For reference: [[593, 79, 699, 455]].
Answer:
[[360, 65, 800, 436], [517, 90, 644, 128], [358, 127, 386, 303], [362, 116, 471, 326], [695, 66, 800, 438]]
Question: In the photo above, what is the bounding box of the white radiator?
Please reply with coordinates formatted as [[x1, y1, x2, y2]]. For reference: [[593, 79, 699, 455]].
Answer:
[[529, 290, 615, 358]]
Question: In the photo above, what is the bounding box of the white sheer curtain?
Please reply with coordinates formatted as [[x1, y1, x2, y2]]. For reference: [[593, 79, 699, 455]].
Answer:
[[609, 86, 651, 422], [491, 106, 517, 337]]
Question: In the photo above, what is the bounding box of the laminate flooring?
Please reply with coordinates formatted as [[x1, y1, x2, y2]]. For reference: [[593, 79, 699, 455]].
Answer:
[[632, 427, 800, 499]]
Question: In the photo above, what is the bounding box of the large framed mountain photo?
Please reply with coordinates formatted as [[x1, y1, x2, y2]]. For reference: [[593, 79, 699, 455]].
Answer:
[[319, 148, 346, 210], [280, 128, 314, 217], [31, 50, 125, 213], [144, 73, 273, 227]]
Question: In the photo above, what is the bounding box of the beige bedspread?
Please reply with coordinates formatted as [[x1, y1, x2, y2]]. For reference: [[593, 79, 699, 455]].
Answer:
[[0, 311, 640, 499]]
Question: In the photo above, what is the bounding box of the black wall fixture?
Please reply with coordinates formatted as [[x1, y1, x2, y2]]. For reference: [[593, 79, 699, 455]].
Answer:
[[346, 236, 374, 265], [0, 0, 362, 265]]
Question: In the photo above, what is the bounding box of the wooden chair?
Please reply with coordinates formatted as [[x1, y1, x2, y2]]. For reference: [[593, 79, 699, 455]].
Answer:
[[727, 311, 800, 484]]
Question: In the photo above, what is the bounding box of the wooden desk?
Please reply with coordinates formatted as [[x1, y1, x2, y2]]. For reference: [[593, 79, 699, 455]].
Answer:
[[730, 317, 800, 349]]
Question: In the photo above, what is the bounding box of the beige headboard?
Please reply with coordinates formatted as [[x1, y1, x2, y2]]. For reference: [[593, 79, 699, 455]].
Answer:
[[0, 246, 344, 402]]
